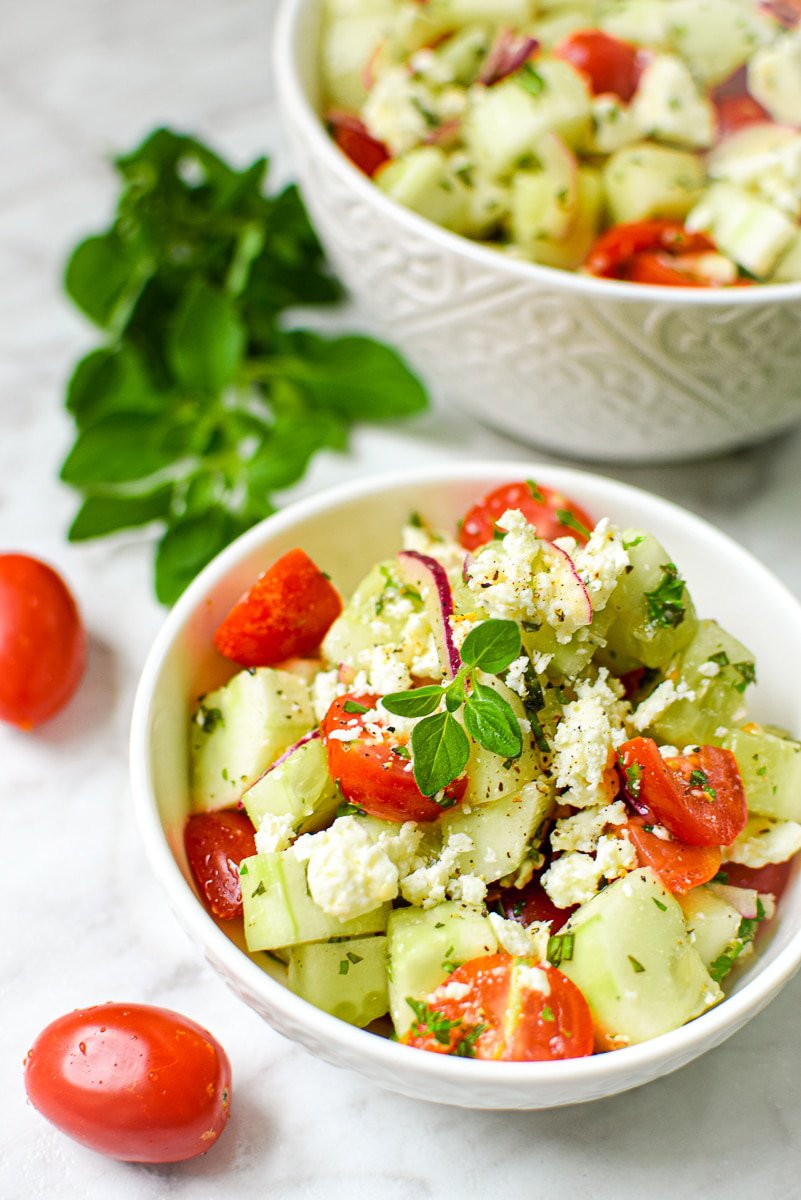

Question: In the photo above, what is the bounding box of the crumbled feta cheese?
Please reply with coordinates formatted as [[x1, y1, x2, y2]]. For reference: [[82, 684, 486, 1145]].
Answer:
[[725, 816, 801, 869], [541, 833, 636, 907], [748, 27, 801, 127], [532, 651, 553, 675], [327, 727, 361, 742], [449, 611, 485, 651], [571, 518, 630, 614], [596, 832, 637, 879], [658, 744, 679, 759], [506, 655, 530, 700], [515, 964, 551, 995], [436, 979, 471, 1001], [552, 670, 630, 808], [311, 668, 341, 723], [630, 680, 677, 732], [698, 660, 721, 679], [293, 817, 401, 920], [449, 873, 488, 906], [255, 812, 295, 854], [550, 800, 628, 854], [362, 66, 437, 156], [488, 913, 550, 960], [401, 522, 467, 579], [399, 830, 478, 908], [362, 643, 412, 694]]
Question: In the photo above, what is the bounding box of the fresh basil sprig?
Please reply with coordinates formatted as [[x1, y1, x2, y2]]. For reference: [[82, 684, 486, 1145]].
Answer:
[[61, 128, 428, 604], [382, 618, 524, 796]]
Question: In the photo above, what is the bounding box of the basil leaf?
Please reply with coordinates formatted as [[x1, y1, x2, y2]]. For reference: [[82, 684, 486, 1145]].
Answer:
[[155, 509, 248, 605], [464, 682, 523, 759], [167, 281, 245, 395], [276, 332, 428, 419], [60, 414, 177, 485], [460, 619, 521, 673], [68, 486, 173, 541], [411, 711, 470, 796], [64, 231, 151, 330], [66, 346, 164, 428], [382, 686, 443, 719]]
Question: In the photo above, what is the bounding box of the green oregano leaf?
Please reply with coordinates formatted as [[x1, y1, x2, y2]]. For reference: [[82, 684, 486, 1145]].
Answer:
[[410, 711, 470, 796], [460, 618, 521, 674]]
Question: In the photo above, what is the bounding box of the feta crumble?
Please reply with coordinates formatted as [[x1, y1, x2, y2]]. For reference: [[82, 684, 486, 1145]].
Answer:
[[552, 670, 630, 808], [255, 812, 296, 855], [550, 800, 628, 854], [488, 913, 550, 961], [541, 833, 637, 908], [725, 816, 801, 869]]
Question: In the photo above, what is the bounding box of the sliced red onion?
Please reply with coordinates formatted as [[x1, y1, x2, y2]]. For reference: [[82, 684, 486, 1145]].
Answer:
[[462, 553, 473, 585], [480, 29, 539, 86], [708, 882, 775, 920], [544, 541, 593, 626], [254, 729, 321, 781], [397, 550, 462, 679], [423, 118, 462, 148], [759, 0, 800, 28]]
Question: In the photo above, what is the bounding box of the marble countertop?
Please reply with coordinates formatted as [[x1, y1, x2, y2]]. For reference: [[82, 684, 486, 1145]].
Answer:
[[3, 1, 801, 1196]]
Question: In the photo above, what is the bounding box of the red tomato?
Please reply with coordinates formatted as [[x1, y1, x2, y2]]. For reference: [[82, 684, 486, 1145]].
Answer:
[[213, 548, 342, 668], [626, 817, 721, 894], [401, 953, 594, 1061], [554, 30, 642, 100], [322, 692, 466, 822], [458, 480, 594, 551], [184, 809, 257, 919], [715, 94, 770, 137], [328, 111, 390, 178], [23, 1004, 231, 1162], [626, 251, 715, 287], [500, 875, 575, 932], [0, 554, 85, 729], [618, 737, 748, 847], [720, 859, 795, 898], [585, 221, 717, 283]]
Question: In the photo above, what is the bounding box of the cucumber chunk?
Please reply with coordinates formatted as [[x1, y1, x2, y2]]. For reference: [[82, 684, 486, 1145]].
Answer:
[[686, 182, 797, 279], [387, 902, 498, 1035], [600, 531, 698, 672], [322, 560, 428, 674], [603, 142, 704, 224], [376, 148, 471, 233], [722, 725, 801, 823], [243, 736, 341, 835], [649, 619, 756, 748], [287, 935, 389, 1027], [191, 668, 314, 810], [240, 852, 389, 952], [561, 868, 722, 1048], [464, 673, 540, 803], [440, 782, 554, 883], [679, 886, 742, 971]]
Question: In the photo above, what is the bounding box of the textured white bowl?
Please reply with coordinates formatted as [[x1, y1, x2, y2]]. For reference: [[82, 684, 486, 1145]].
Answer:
[[273, 0, 801, 463], [130, 463, 801, 1109]]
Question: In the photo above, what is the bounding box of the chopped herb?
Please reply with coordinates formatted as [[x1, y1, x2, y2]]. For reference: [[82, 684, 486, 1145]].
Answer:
[[624, 760, 642, 797], [623, 534, 645, 550], [512, 900, 525, 917], [346, 951, 363, 965], [527, 479, 545, 502], [689, 768, 717, 799], [628, 955, 646, 973], [336, 802, 366, 818], [516, 62, 546, 96], [541, 1003, 555, 1023], [391, 744, 411, 760], [546, 932, 575, 967], [406, 998, 463, 1047], [343, 699, 369, 715], [709, 898, 765, 981], [196, 704, 224, 733], [555, 509, 591, 540], [711, 870, 729, 884], [644, 563, 686, 629], [709, 651, 730, 668], [251, 881, 266, 898], [339, 959, 350, 975], [652, 898, 668, 911], [756, 765, 768, 777], [732, 660, 756, 694], [442, 959, 463, 975], [408, 511, 424, 528], [453, 1023, 487, 1058]]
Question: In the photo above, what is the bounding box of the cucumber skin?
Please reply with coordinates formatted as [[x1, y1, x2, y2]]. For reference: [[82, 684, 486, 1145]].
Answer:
[[561, 868, 721, 1049]]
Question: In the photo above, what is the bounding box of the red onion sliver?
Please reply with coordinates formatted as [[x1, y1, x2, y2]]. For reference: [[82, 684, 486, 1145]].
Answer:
[[397, 550, 462, 679], [480, 28, 539, 86]]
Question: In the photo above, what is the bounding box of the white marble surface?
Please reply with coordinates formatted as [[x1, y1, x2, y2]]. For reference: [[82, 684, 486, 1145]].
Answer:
[[4, 1, 801, 1197]]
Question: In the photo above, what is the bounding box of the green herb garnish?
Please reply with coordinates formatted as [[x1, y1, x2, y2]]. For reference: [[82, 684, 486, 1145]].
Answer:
[[546, 932, 575, 967], [343, 699, 369, 715], [516, 63, 546, 96], [689, 768, 717, 800], [628, 956, 646, 973], [644, 563, 686, 629], [61, 128, 427, 604], [555, 509, 591, 540]]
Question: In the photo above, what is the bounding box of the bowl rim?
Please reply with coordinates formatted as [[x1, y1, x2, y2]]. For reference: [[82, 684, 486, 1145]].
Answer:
[[273, 0, 801, 309], [131, 461, 801, 1096]]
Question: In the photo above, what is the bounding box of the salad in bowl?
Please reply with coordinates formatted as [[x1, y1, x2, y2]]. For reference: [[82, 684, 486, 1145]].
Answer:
[[321, 0, 801, 286], [182, 476, 801, 1062]]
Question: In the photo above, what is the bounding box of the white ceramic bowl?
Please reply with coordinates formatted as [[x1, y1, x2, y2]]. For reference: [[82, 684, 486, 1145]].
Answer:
[[273, 0, 801, 464], [130, 463, 801, 1109]]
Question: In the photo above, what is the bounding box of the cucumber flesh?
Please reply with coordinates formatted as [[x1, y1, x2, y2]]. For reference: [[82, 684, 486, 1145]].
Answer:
[[439, 782, 554, 883], [679, 886, 742, 971], [243, 736, 341, 835], [191, 668, 314, 810], [561, 867, 722, 1048], [603, 141, 704, 224], [464, 672, 540, 803], [287, 935, 389, 1027]]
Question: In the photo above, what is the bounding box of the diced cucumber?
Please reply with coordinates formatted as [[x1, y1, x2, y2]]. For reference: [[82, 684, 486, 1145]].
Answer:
[[599, 0, 671, 48], [630, 54, 715, 149], [772, 230, 801, 283], [243, 736, 340, 835], [387, 901, 498, 1035], [434, 25, 490, 86], [287, 935, 388, 1027], [666, 0, 776, 87], [649, 619, 756, 748], [191, 669, 314, 810], [748, 26, 801, 127], [533, 8, 602, 51], [321, 15, 389, 111], [426, 0, 536, 25], [722, 725, 801, 822], [376, 147, 472, 232], [524, 602, 617, 682], [600, 531, 698, 672], [517, 165, 603, 269], [561, 868, 722, 1048], [240, 852, 389, 951], [509, 134, 580, 244], [686, 183, 797, 279], [464, 672, 540, 804], [679, 886, 742, 970], [322, 560, 427, 673], [603, 142, 704, 224], [465, 59, 592, 180], [440, 782, 554, 883]]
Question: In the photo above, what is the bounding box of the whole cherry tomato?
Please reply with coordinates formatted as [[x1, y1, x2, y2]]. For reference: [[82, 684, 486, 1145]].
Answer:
[[0, 553, 86, 729], [458, 480, 594, 551], [184, 809, 257, 919], [213, 547, 342, 668], [401, 953, 594, 1061], [23, 1003, 231, 1162], [554, 30, 642, 100], [322, 692, 467, 822]]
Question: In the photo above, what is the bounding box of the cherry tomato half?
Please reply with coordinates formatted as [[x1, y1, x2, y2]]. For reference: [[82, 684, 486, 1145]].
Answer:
[[213, 548, 342, 668], [322, 692, 466, 822], [499, 874, 575, 932], [328, 111, 390, 178], [618, 737, 748, 847], [24, 1003, 231, 1162], [0, 554, 86, 729], [554, 30, 642, 101], [458, 480, 594, 551], [585, 220, 718, 284], [401, 953, 594, 1061], [184, 809, 257, 919], [626, 817, 721, 894], [714, 93, 770, 137]]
